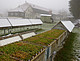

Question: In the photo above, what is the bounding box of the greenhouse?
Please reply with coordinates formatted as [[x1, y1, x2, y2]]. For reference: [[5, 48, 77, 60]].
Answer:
[[0, 19, 43, 36]]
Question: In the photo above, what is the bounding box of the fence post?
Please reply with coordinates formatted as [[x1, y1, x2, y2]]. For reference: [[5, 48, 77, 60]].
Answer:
[[4, 29, 5, 36], [45, 49, 47, 61]]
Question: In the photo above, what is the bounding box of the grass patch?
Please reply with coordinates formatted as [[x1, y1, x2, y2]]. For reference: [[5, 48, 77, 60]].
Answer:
[[54, 33, 77, 61], [23, 29, 65, 46], [0, 54, 16, 61], [0, 42, 43, 61]]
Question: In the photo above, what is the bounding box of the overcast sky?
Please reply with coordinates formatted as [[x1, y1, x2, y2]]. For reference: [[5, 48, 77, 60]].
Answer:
[[0, 0, 70, 13]]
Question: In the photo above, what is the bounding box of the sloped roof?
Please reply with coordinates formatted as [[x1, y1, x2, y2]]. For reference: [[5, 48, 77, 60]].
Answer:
[[9, 3, 30, 12], [29, 19, 43, 25], [30, 3, 50, 12], [0, 19, 11, 27], [61, 21, 75, 32], [9, 2, 50, 13], [22, 32, 36, 39], [0, 19, 43, 28], [9, 19, 32, 26], [40, 14, 52, 16]]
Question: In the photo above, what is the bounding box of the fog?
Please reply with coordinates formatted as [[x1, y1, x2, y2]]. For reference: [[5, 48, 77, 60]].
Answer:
[[0, 0, 70, 13]]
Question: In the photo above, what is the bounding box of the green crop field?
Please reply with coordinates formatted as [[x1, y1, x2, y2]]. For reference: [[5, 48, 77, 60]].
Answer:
[[23, 29, 65, 46], [0, 42, 43, 61]]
